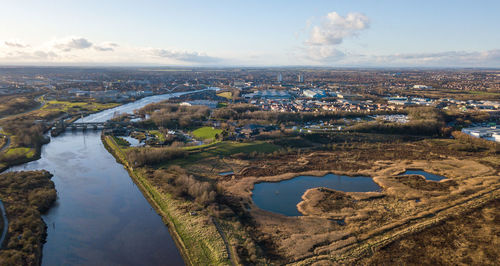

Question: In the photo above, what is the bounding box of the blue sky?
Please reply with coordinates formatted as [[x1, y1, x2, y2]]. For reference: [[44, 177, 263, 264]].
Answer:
[[1, 0, 499, 67]]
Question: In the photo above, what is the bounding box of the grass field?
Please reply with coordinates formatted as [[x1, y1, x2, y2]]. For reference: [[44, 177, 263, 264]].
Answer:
[[4, 147, 35, 159], [168, 141, 281, 167], [192, 127, 223, 141], [148, 130, 166, 142], [42, 100, 119, 113], [216, 91, 232, 100], [217, 102, 228, 108], [112, 136, 131, 146]]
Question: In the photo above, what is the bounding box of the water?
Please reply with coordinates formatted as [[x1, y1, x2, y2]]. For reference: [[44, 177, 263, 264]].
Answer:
[[77, 88, 216, 123], [121, 136, 143, 147], [399, 170, 447, 181], [252, 174, 380, 216], [5, 89, 216, 265], [219, 171, 234, 176]]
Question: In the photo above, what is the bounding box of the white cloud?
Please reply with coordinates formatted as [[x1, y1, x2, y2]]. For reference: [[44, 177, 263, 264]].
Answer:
[[305, 46, 345, 62], [304, 12, 369, 62], [0, 36, 221, 65], [4, 40, 29, 48], [306, 12, 370, 46], [151, 49, 221, 63], [365, 49, 500, 67], [53, 37, 93, 51], [302, 49, 500, 67]]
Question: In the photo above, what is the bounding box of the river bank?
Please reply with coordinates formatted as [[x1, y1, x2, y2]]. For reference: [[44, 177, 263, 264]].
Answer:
[[102, 135, 231, 265], [0, 170, 56, 265]]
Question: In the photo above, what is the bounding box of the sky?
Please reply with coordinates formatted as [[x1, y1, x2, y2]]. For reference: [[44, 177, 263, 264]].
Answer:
[[0, 0, 499, 67]]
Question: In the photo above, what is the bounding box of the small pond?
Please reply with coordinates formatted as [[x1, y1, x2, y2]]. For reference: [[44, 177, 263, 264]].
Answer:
[[121, 136, 143, 147], [399, 170, 447, 181], [252, 174, 380, 216], [219, 171, 234, 176]]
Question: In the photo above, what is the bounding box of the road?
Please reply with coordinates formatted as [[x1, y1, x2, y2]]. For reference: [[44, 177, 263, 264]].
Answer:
[[0, 130, 10, 153]]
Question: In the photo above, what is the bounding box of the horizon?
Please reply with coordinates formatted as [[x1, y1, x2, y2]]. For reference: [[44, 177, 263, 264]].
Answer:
[[1, 65, 500, 71]]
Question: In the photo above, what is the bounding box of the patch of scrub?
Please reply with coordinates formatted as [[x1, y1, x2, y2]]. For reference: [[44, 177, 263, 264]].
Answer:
[[252, 174, 380, 216]]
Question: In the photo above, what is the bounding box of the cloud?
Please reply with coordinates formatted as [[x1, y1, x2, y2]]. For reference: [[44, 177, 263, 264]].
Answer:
[[306, 12, 370, 46], [304, 49, 500, 67], [32, 50, 58, 59], [94, 46, 113, 51], [4, 41, 29, 48], [94, 42, 119, 52], [305, 46, 345, 62], [151, 49, 220, 63], [369, 49, 500, 67], [304, 12, 369, 62], [53, 37, 93, 51], [0, 36, 221, 65]]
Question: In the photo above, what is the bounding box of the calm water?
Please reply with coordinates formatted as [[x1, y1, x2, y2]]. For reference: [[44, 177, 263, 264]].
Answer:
[[6, 89, 216, 265], [76, 88, 216, 123], [252, 174, 380, 216], [121, 136, 143, 147], [399, 170, 447, 181]]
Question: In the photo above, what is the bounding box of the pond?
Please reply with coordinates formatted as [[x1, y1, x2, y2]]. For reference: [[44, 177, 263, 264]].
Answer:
[[399, 170, 447, 181], [252, 174, 380, 216], [219, 171, 234, 176], [121, 136, 143, 147]]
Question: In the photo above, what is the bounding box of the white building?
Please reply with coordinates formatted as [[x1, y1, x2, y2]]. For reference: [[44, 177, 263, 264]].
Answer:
[[462, 126, 500, 142], [413, 85, 432, 89]]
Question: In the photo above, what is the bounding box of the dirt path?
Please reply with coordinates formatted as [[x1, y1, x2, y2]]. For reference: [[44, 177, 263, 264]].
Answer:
[[211, 216, 236, 266]]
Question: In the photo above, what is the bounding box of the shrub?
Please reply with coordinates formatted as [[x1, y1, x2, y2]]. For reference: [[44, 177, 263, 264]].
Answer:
[[126, 147, 187, 167]]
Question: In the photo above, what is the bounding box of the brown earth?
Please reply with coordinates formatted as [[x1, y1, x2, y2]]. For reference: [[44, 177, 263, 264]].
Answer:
[[219, 143, 499, 265]]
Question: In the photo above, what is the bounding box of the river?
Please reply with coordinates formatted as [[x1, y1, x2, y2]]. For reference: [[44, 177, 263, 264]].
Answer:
[[7, 89, 214, 265]]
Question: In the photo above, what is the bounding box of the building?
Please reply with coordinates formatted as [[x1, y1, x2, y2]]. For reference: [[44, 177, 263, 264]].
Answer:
[[386, 97, 409, 105], [233, 80, 246, 88], [298, 74, 304, 83], [413, 85, 432, 89], [277, 73, 283, 83], [303, 89, 326, 98], [180, 100, 218, 109], [462, 126, 500, 142], [242, 89, 291, 99]]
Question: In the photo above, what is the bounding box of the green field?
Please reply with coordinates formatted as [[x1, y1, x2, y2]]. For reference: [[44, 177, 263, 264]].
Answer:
[[169, 141, 281, 167], [149, 130, 166, 142], [113, 136, 131, 146], [5, 147, 35, 158], [42, 100, 119, 113], [192, 127, 223, 141], [216, 91, 232, 100]]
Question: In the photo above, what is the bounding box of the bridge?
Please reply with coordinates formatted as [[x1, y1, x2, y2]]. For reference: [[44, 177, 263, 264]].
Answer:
[[51, 118, 130, 136], [69, 121, 129, 130]]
